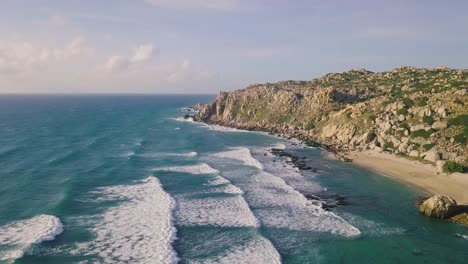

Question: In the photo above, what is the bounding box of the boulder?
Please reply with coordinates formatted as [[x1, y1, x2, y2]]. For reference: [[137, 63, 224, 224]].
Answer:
[[422, 150, 441, 163], [431, 121, 447, 131], [398, 143, 409, 153], [409, 150, 420, 157], [435, 107, 448, 118], [379, 121, 392, 132], [436, 160, 445, 174], [419, 107, 432, 117], [450, 213, 468, 226], [419, 195, 458, 219]]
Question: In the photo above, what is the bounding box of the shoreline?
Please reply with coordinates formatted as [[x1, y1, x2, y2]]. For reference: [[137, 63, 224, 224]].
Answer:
[[336, 150, 468, 204], [193, 119, 468, 205]]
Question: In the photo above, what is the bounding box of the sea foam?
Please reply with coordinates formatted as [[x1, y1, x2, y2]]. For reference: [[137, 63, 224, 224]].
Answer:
[[138, 151, 198, 158], [175, 194, 258, 227], [208, 150, 361, 237], [155, 163, 219, 174], [194, 236, 281, 264], [76, 177, 178, 264], [0, 215, 63, 261], [213, 147, 264, 170]]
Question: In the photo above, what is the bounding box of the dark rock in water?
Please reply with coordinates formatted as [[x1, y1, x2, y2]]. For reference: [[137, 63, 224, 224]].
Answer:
[[305, 194, 321, 201], [304, 193, 348, 211], [184, 114, 191, 119], [270, 148, 319, 172]]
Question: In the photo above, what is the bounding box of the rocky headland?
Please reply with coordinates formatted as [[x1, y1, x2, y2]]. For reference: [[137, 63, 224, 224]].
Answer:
[[192, 66, 468, 225]]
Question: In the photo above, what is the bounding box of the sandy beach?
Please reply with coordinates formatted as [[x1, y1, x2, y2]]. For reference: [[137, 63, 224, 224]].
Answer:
[[340, 150, 468, 204]]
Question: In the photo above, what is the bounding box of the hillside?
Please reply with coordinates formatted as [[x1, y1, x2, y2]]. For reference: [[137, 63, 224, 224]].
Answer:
[[194, 66, 468, 171]]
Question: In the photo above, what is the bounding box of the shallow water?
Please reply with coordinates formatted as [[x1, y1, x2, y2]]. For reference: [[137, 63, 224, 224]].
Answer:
[[0, 95, 466, 263]]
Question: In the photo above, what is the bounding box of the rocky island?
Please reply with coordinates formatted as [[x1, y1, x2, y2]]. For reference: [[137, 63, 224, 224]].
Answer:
[[193, 66, 468, 224]]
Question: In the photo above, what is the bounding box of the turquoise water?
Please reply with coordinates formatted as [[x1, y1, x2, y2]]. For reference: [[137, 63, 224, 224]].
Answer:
[[0, 95, 466, 264]]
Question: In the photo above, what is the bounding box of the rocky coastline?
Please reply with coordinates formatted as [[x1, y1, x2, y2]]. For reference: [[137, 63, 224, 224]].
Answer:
[[190, 66, 468, 225]]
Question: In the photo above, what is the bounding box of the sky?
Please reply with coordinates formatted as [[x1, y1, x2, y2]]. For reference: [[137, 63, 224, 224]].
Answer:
[[0, 0, 467, 94]]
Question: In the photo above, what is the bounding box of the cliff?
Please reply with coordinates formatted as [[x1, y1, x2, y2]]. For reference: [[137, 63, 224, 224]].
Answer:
[[194, 66, 468, 169]]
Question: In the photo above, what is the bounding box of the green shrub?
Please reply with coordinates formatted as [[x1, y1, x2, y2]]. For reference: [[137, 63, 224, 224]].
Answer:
[[383, 141, 394, 149], [410, 129, 433, 139], [397, 108, 408, 115], [402, 97, 414, 107], [395, 129, 406, 137], [443, 161, 465, 173], [422, 143, 434, 151], [399, 121, 409, 129], [447, 114, 468, 126], [416, 97, 428, 107], [422, 116, 435, 125], [454, 134, 467, 144], [305, 121, 316, 130]]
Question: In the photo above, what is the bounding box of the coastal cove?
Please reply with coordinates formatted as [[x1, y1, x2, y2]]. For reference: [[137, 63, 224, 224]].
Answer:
[[342, 151, 468, 204], [0, 95, 467, 263]]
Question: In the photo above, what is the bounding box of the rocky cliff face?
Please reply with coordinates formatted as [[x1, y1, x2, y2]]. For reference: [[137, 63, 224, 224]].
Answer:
[[195, 66, 468, 165]]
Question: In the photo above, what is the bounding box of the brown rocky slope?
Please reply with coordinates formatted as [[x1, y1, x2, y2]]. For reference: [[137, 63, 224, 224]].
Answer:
[[194, 66, 468, 172]]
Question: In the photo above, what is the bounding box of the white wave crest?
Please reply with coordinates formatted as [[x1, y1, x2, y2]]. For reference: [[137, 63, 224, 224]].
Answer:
[[272, 143, 286, 150], [194, 236, 281, 264], [155, 163, 219, 175], [248, 171, 360, 236], [213, 147, 264, 169], [173, 117, 194, 122], [138, 152, 197, 158], [205, 124, 249, 133], [207, 175, 231, 186], [213, 184, 244, 195], [208, 151, 361, 237], [75, 177, 178, 264], [0, 215, 63, 261], [176, 195, 258, 227], [113, 151, 135, 158]]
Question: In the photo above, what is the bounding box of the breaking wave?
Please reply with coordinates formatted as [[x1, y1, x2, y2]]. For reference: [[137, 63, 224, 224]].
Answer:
[[0, 215, 63, 261], [213, 147, 264, 170], [74, 177, 178, 264], [155, 163, 219, 174]]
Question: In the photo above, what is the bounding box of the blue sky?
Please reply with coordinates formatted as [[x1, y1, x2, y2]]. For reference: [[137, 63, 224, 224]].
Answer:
[[1, 0, 467, 93]]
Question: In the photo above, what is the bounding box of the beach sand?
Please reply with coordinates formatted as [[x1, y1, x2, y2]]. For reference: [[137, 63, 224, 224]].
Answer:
[[336, 150, 468, 204]]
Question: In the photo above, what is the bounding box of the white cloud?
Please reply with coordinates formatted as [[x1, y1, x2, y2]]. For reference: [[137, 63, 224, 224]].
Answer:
[[131, 43, 156, 63], [105, 55, 129, 71], [144, 0, 240, 10], [0, 38, 213, 93], [0, 37, 91, 75], [105, 43, 156, 72]]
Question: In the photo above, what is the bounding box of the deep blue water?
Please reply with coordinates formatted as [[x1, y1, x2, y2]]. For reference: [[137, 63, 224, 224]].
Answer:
[[0, 95, 466, 264]]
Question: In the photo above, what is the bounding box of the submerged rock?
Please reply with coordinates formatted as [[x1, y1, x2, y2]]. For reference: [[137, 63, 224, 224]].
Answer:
[[450, 213, 468, 226], [419, 195, 458, 219]]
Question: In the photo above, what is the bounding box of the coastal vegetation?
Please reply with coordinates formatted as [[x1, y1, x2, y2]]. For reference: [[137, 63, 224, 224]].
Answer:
[[194, 66, 468, 172]]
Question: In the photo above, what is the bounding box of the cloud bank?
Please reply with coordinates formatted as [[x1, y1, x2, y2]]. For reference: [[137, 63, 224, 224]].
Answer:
[[0, 39, 212, 93]]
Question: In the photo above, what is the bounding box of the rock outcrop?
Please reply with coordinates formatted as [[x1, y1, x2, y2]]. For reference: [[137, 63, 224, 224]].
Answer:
[[194, 66, 468, 168], [419, 195, 458, 219]]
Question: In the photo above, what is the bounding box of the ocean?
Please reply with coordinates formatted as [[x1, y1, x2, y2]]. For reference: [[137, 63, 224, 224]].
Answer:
[[0, 95, 466, 264]]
